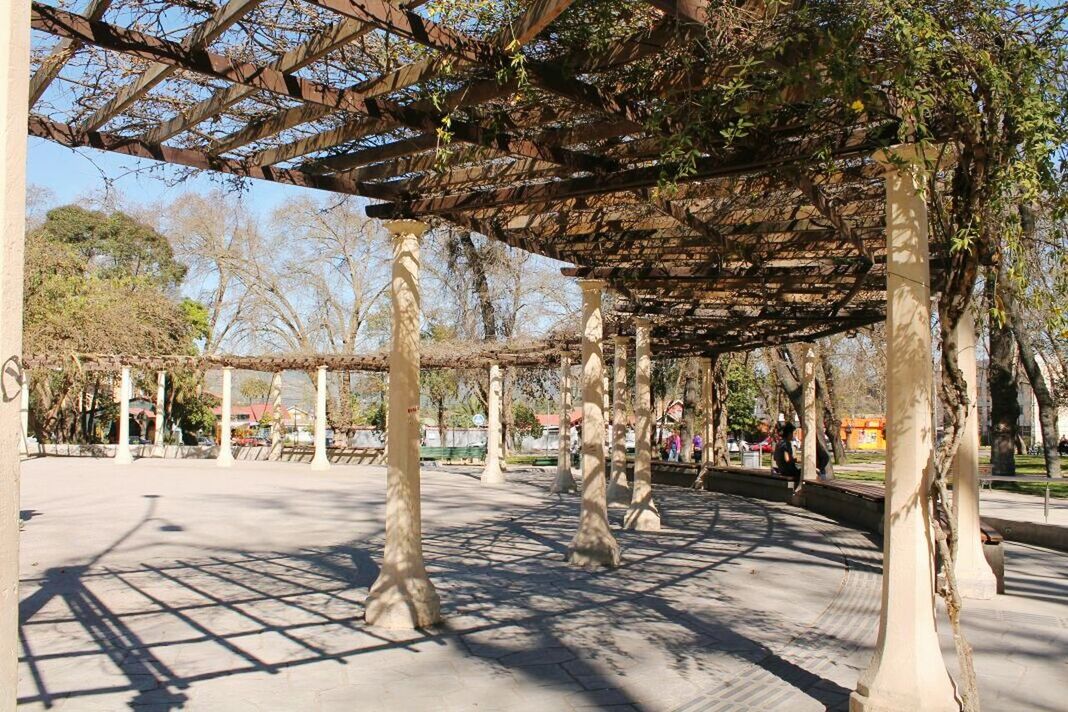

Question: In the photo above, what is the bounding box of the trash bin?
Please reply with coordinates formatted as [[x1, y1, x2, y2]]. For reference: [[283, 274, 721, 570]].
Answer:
[[742, 451, 761, 468]]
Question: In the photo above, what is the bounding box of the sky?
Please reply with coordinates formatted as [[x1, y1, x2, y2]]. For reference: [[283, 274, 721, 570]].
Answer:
[[27, 136, 357, 219]]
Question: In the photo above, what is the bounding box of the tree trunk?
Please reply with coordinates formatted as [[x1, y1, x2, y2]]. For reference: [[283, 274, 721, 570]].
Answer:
[[771, 347, 833, 469], [988, 276, 1019, 476], [1002, 291, 1060, 477], [437, 398, 448, 448], [819, 355, 847, 464], [712, 357, 729, 466], [459, 231, 497, 341], [502, 367, 513, 457]]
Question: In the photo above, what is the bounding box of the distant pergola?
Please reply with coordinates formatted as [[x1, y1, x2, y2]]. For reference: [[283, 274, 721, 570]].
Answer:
[[0, 2, 990, 711]]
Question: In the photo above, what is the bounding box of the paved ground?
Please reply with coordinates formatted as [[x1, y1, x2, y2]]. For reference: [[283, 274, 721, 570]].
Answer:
[[15, 458, 1068, 711], [978, 488, 1068, 526]]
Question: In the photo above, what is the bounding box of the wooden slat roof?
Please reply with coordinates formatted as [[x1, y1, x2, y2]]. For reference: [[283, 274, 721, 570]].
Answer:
[[28, 0, 945, 357]]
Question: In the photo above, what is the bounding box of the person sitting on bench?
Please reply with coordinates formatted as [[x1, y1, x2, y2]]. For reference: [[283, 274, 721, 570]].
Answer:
[[773, 423, 801, 483]]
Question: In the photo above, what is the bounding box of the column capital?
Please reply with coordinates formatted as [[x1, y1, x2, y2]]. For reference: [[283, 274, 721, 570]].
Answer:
[[222, 365, 233, 372], [578, 278, 606, 292], [317, 364, 327, 373], [612, 334, 631, 347], [873, 142, 947, 176], [633, 317, 652, 331], [383, 219, 429, 239]]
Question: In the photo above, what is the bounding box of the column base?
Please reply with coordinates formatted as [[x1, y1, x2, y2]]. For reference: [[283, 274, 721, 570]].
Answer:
[[216, 452, 234, 468], [850, 687, 959, 712], [955, 564, 997, 600], [550, 467, 577, 494], [364, 572, 441, 629], [115, 450, 133, 466], [567, 520, 621, 569], [606, 476, 631, 508], [310, 458, 331, 472], [481, 462, 506, 485], [623, 500, 661, 531]]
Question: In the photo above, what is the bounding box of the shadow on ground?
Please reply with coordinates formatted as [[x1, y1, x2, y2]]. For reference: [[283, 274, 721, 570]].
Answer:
[[18, 469, 879, 711]]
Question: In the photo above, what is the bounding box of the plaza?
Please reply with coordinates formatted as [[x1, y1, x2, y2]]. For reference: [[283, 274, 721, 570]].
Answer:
[[15, 458, 1068, 711]]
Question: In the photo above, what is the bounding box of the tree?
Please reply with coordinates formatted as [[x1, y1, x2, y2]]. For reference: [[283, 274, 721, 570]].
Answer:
[[421, 324, 460, 446], [724, 356, 760, 438], [511, 402, 543, 450], [24, 205, 200, 443], [240, 377, 272, 407]]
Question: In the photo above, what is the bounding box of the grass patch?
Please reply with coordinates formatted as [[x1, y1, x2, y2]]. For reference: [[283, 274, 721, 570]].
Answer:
[[834, 469, 886, 483], [841, 451, 887, 464], [505, 454, 557, 466]]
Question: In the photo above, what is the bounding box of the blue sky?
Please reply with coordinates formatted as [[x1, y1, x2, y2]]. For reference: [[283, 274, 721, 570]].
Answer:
[[27, 136, 353, 218]]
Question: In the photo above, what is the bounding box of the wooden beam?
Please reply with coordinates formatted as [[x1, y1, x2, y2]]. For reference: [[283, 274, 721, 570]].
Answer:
[[643, 0, 710, 24], [256, 76, 520, 168], [31, 4, 614, 173], [79, 0, 265, 132], [238, 0, 578, 164], [28, 116, 397, 201], [141, 17, 377, 145], [365, 124, 897, 218], [28, 0, 113, 105], [791, 170, 873, 265]]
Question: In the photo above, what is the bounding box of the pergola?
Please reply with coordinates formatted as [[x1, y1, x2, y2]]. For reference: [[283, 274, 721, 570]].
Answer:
[[0, 2, 995, 711]]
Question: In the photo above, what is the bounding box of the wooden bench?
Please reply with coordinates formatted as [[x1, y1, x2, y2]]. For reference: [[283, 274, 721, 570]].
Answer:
[[701, 465, 797, 503], [805, 479, 1005, 593]]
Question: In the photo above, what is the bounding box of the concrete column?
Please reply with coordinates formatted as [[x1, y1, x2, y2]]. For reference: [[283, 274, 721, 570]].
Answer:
[[701, 357, 713, 464], [851, 146, 956, 712], [217, 367, 234, 468], [568, 280, 621, 567], [0, 0, 29, 700], [311, 365, 330, 471], [625, 318, 660, 531], [551, 355, 577, 493], [115, 367, 133, 465], [801, 343, 818, 481], [365, 220, 440, 629], [153, 371, 166, 456], [19, 371, 29, 455], [269, 371, 283, 461], [951, 309, 997, 599], [481, 363, 505, 484], [607, 336, 631, 506]]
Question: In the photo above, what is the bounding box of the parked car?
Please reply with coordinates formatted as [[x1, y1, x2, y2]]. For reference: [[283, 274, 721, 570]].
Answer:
[[234, 436, 268, 446], [197, 436, 215, 447], [128, 436, 150, 445], [751, 437, 775, 453]]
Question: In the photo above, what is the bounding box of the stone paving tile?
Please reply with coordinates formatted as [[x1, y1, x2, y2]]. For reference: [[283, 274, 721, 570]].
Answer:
[[15, 459, 1068, 711]]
